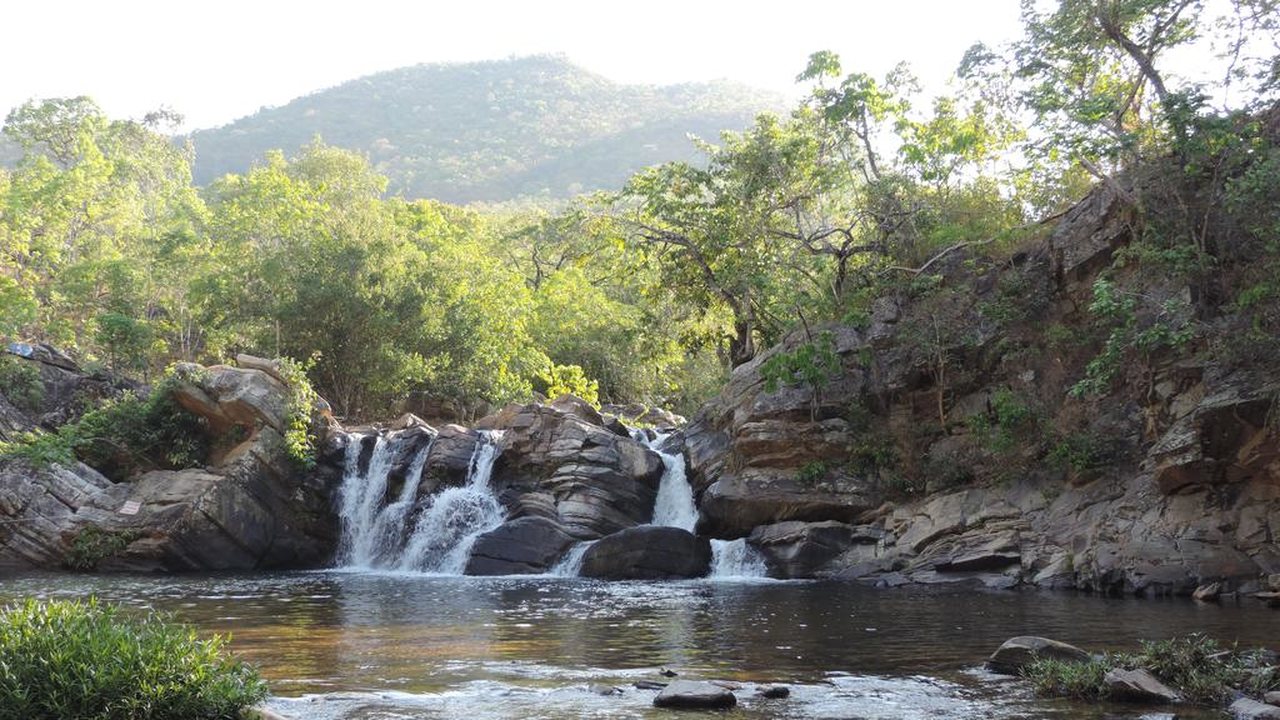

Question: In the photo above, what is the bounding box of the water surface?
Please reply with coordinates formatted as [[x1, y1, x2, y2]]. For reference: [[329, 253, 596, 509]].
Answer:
[[4, 571, 1276, 718]]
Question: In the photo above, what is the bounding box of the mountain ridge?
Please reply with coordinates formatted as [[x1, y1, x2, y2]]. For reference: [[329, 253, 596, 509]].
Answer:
[[188, 54, 785, 203]]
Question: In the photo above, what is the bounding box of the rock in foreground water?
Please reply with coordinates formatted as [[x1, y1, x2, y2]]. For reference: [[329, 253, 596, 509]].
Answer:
[[580, 526, 711, 580], [986, 636, 1090, 675], [653, 680, 737, 709]]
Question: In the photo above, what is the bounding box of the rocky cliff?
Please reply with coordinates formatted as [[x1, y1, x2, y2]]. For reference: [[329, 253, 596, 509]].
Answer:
[[679, 183, 1280, 594], [0, 356, 338, 571]]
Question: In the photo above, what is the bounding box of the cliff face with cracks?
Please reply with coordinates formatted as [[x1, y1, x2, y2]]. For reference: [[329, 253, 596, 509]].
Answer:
[[679, 183, 1280, 594]]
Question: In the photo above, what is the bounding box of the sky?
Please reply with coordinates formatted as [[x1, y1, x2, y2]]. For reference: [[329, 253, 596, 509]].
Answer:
[[1, 1, 1026, 132]]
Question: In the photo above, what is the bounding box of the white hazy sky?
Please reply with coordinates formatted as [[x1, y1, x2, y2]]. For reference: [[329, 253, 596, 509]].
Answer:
[[2, 1, 1026, 131]]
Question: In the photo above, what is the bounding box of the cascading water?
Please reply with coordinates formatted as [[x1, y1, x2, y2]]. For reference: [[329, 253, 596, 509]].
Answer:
[[397, 430, 506, 574], [337, 434, 434, 568], [548, 540, 594, 577], [640, 433, 767, 579]]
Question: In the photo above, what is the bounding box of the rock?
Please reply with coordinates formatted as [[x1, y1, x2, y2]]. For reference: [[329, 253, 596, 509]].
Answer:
[[239, 706, 291, 720], [550, 394, 606, 428], [588, 684, 622, 696], [652, 680, 737, 710], [633, 680, 667, 690], [579, 526, 711, 580], [1232, 697, 1280, 719], [477, 402, 663, 538], [659, 668, 678, 677], [464, 517, 576, 575], [1265, 690, 1280, 705], [1193, 581, 1223, 602], [986, 636, 1091, 675], [749, 521, 857, 578], [1103, 668, 1180, 704], [1256, 592, 1280, 607], [0, 362, 339, 572], [757, 685, 790, 699]]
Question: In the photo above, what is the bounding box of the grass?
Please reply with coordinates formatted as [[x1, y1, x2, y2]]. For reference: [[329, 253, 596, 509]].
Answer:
[[1023, 634, 1280, 706], [0, 598, 267, 720]]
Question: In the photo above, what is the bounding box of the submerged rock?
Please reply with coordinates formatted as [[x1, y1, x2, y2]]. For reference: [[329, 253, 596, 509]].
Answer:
[[986, 636, 1090, 675], [652, 680, 737, 710], [579, 526, 711, 580]]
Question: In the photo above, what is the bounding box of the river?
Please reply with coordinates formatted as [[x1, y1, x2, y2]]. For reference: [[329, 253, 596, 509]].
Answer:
[[4, 571, 1277, 718]]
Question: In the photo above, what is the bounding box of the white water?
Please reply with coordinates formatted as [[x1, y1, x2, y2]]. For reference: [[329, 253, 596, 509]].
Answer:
[[646, 433, 699, 531], [640, 433, 767, 579], [548, 540, 594, 577], [337, 434, 434, 568], [398, 430, 506, 574]]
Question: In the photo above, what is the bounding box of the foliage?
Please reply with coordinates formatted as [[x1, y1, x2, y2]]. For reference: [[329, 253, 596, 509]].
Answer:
[[760, 331, 841, 393], [0, 354, 43, 413], [189, 55, 782, 203], [273, 356, 319, 469], [797, 460, 830, 485], [1024, 634, 1280, 706], [967, 387, 1038, 454], [0, 598, 267, 719], [537, 363, 600, 407], [63, 526, 142, 571], [1070, 277, 1195, 397], [0, 368, 207, 481]]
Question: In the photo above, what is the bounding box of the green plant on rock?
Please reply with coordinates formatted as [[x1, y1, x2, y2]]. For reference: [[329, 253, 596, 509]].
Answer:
[[1022, 656, 1110, 701], [797, 460, 830, 485], [63, 526, 142, 571], [0, 598, 267, 720], [967, 387, 1037, 455], [274, 356, 321, 470], [0, 355, 43, 413], [1070, 278, 1195, 398], [760, 331, 840, 394], [537, 362, 600, 407]]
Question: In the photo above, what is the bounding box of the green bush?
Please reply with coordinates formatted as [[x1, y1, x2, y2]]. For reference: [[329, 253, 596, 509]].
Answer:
[[0, 355, 43, 413], [63, 526, 142, 571], [0, 598, 267, 720], [273, 356, 320, 470], [0, 368, 208, 481]]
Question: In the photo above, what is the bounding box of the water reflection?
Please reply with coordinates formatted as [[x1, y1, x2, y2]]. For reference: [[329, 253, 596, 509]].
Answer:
[[3, 571, 1278, 718]]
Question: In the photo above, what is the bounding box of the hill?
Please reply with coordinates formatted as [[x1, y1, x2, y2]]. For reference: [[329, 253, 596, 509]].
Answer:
[[188, 55, 784, 203]]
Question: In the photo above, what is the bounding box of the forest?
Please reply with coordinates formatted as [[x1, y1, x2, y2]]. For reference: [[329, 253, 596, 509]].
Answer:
[[1, 0, 1278, 426]]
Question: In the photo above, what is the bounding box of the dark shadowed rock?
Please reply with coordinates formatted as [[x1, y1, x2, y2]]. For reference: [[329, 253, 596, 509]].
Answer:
[[757, 685, 790, 699], [464, 516, 576, 575], [580, 526, 711, 580], [748, 521, 857, 578], [1103, 668, 1180, 704], [653, 680, 737, 710], [986, 636, 1090, 675]]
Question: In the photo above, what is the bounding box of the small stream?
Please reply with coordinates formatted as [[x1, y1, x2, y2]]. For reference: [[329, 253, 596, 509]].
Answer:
[[4, 571, 1277, 718]]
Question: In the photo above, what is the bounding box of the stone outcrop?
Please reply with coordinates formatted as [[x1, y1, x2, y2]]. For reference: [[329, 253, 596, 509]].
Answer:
[[0, 358, 338, 571], [477, 400, 664, 539], [580, 526, 711, 580], [1103, 667, 1180, 704], [464, 517, 576, 575], [986, 636, 1091, 675]]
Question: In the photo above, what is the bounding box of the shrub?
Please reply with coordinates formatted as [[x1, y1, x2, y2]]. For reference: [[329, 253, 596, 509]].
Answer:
[[0, 598, 267, 720], [63, 526, 142, 571], [273, 356, 321, 470], [0, 367, 208, 481], [0, 354, 43, 413]]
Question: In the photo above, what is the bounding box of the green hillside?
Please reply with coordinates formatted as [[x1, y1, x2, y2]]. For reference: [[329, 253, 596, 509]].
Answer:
[[189, 55, 784, 203]]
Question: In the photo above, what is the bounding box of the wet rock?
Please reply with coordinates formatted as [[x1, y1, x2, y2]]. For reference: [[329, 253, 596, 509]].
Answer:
[[633, 680, 668, 690], [1232, 697, 1280, 719], [464, 517, 576, 575], [580, 526, 711, 580], [749, 521, 856, 578], [1193, 581, 1223, 602], [588, 684, 622, 696], [652, 680, 737, 710], [986, 636, 1090, 675], [757, 685, 790, 699], [1255, 592, 1280, 607], [1265, 690, 1280, 705], [1103, 668, 1180, 704], [239, 706, 291, 720]]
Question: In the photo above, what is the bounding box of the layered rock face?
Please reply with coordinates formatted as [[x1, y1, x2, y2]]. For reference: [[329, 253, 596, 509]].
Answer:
[[0, 358, 338, 571], [678, 183, 1280, 594]]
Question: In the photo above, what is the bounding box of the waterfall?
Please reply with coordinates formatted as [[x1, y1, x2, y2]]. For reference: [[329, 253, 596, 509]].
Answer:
[[548, 540, 594, 577], [398, 430, 506, 574], [337, 434, 433, 568], [640, 433, 767, 579], [709, 538, 769, 579], [646, 434, 698, 531]]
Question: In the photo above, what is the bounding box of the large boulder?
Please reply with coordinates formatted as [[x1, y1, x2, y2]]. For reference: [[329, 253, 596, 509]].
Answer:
[[477, 401, 663, 539], [748, 520, 863, 579], [653, 681, 737, 710], [464, 517, 576, 575], [580, 526, 711, 580]]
